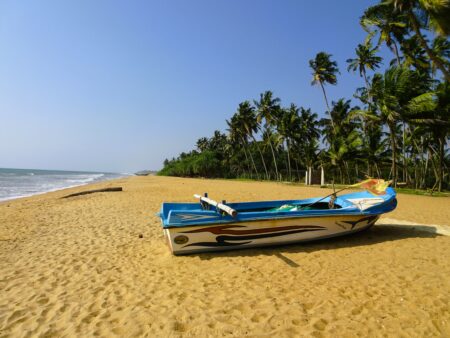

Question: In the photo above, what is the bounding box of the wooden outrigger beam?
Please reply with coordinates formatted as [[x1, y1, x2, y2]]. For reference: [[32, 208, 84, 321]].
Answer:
[[193, 194, 238, 218]]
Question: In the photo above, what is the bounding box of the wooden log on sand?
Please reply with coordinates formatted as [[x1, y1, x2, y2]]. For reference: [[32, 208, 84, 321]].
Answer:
[[193, 194, 237, 217], [62, 187, 123, 198]]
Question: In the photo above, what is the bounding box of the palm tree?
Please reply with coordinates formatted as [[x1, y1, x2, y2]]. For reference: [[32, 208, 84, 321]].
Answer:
[[407, 81, 450, 191], [347, 43, 383, 89], [226, 113, 257, 178], [385, 0, 450, 81], [431, 36, 450, 77], [309, 52, 339, 127], [297, 107, 320, 179], [237, 101, 270, 180], [399, 35, 431, 74], [391, 0, 450, 36], [277, 104, 301, 181], [361, 3, 408, 65], [196, 137, 209, 152], [254, 91, 281, 180], [322, 99, 362, 183], [359, 66, 426, 187]]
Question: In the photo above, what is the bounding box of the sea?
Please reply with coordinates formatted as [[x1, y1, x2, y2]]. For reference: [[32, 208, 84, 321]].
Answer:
[[0, 168, 128, 202]]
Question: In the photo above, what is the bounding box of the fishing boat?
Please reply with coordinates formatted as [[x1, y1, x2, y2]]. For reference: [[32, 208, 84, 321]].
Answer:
[[158, 180, 397, 255]]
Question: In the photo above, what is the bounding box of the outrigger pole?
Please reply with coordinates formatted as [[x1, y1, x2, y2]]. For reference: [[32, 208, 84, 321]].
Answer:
[[194, 194, 238, 218], [300, 183, 347, 210], [300, 178, 391, 210]]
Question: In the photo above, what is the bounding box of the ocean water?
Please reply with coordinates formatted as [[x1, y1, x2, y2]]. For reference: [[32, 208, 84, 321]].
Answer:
[[0, 168, 127, 202]]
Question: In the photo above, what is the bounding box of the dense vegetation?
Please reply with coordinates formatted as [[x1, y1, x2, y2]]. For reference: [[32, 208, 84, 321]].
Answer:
[[159, 0, 450, 192]]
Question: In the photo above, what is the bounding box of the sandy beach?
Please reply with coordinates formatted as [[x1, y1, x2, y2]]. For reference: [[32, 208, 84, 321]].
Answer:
[[0, 176, 449, 337]]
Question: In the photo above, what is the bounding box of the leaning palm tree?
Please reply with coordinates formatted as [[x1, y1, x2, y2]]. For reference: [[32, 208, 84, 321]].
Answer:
[[361, 3, 408, 65], [347, 43, 383, 90], [254, 91, 281, 180], [309, 52, 339, 127], [389, 0, 450, 36], [385, 0, 450, 81]]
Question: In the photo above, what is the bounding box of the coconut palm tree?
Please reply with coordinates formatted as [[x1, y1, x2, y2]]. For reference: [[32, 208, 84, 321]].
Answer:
[[399, 35, 431, 74], [254, 91, 282, 180], [389, 0, 450, 36], [431, 36, 450, 77], [347, 43, 383, 89], [385, 0, 450, 81], [358, 66, 427, 187], [361, 3, 408, 65], [196, 137, 209, 152], [364, 122, 391, 177], [298, 107, 321, 178], [277, 104, 301, 181], [226, 113, 257, 178], [327, 99, 362, 182], [237, 101, 270, 180], [309, 52, 339, 127], [407, 81, 450, 191]]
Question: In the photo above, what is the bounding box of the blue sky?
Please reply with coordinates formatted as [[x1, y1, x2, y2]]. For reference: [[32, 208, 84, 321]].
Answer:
[[0, 0, 390, 173]]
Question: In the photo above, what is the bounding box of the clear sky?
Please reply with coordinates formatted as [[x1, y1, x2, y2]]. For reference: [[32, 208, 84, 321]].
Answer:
[[0, 0, 389, 173]]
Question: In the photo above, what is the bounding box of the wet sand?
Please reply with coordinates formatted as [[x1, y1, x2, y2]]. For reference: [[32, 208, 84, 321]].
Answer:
[[1, 176, 449, 337]]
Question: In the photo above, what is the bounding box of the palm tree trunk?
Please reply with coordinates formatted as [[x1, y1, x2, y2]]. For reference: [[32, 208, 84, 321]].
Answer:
[[319, 81, 335, 129], [389, 124, 398, 187], [438, 136, 444, 192], [295, 158, 300, 182], [251, 135, 269, 180], [242, 137, 259, 179], [362, 69, 369, 91], [408, 10, 450, 82], [423, 148, 429, 189], [375, 162, 381, 178], [268, 138, 279, 180], [286, 139, 291, 181], [429, 145, 439, 189], [241, 143, 252, 178], [344, 161, 351, 184], [392, 40, 401, 66], [402, 122, 406, 183]]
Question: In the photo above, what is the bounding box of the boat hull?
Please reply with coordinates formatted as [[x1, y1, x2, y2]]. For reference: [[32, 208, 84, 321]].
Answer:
[[164, 214, 380, 255]]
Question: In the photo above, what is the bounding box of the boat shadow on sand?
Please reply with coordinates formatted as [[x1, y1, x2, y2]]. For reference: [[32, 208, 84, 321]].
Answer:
[[194, 220, 448, 266]]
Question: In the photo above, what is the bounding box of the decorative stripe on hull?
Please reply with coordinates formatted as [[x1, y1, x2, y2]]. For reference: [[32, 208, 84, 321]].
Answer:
[[164, 215, 379, 254]]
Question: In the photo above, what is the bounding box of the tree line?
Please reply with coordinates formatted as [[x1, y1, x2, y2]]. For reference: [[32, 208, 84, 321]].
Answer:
[[159, 0, 450, 192]]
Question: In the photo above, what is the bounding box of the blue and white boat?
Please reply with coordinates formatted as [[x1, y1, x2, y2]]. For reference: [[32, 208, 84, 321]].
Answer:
[[159, 188, 397, 255]]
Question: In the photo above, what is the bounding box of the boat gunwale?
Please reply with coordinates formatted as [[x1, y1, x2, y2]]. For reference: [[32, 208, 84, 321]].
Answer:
[[161, 188, 397, 229], [162, 208, 386, 229]]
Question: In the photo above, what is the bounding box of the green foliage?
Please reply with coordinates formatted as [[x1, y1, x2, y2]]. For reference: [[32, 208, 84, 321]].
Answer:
[[309, 52, 339, 86], [158, 151, 223, 178], [158, 0, 450, 191]]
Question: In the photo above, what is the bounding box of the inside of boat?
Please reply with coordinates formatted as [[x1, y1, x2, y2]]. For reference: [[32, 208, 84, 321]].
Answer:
[[231, 201, 343, 213]]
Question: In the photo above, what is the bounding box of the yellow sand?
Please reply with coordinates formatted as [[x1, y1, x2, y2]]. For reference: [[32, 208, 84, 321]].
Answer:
[[0, 176, 449, 337]]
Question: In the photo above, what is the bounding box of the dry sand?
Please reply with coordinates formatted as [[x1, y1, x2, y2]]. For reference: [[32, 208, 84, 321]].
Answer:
[[0, 176, 449, 337]]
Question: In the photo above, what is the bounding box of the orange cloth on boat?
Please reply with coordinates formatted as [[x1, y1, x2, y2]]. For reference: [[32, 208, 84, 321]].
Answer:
[[349, 178, 391, 195]]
